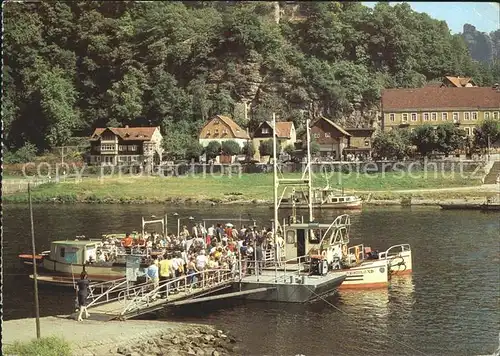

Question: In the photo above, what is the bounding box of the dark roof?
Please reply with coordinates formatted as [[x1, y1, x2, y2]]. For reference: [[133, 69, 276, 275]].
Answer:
[[382, 87, 500, 111], [256, 121, 294, 138], [90, 127, 159, 141], [312, 116, 351, 137]]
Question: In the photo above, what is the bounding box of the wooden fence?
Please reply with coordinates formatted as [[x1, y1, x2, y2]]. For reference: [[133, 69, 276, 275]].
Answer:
[[2, 178, 54, 194]]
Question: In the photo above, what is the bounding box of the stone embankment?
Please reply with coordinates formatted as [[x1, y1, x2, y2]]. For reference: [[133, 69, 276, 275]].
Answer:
[[2, 316, 240, 356]]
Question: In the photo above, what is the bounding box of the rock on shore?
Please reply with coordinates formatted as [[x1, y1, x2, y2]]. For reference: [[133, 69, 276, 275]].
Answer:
[[109, 325, 239, 356]]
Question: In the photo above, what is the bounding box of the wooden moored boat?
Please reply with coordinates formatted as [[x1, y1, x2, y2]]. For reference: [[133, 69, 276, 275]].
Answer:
[[278, 187, 362, 210], [19, 251, 50, 267]]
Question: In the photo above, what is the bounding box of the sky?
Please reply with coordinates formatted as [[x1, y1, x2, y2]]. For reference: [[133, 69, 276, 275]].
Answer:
[[362, 2, 500, 34]]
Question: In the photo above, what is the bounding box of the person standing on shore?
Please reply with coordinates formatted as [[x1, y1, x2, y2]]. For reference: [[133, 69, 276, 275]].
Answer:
[[76, 271, 91, 322]]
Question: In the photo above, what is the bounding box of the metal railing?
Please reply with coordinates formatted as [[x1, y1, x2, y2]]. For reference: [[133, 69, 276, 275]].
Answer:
[[378, 244, 411, 260], [86, 278, 133, 308], [120, 268, 234, 316]]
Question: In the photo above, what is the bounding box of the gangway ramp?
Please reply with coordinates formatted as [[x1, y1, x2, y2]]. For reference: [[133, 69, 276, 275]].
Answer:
[[167, 287, 276, 306], [84, 269, 236, 321]]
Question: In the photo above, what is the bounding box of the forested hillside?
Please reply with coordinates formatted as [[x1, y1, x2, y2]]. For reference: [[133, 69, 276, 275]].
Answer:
[[4, 1, 499, 155]]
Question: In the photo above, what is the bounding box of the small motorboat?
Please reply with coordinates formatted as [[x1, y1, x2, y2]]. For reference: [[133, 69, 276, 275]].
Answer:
[[19, 251, 50, 267]]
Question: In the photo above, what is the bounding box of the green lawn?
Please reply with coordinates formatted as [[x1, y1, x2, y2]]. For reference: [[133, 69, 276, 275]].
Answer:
[[2, 172, 483, 204]]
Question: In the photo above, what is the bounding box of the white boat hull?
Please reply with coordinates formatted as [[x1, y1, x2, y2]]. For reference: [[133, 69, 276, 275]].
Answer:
[[42, 259, 127, 281], [339, 260, 390, 289], [387, 250, 413, 275]]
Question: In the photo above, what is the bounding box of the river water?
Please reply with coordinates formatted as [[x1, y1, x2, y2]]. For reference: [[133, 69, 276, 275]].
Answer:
[[2, 204, 499, 355]]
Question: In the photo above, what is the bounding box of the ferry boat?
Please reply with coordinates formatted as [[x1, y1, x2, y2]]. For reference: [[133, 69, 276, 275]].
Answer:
[[280, 214, 412, 289], [21, 216, 169, 285], [266, 115, 412, 290], [278, 187, 362, 210]]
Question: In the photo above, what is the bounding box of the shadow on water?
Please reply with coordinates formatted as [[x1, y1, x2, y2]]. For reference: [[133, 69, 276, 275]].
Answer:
[[3, 203, 499, 356]]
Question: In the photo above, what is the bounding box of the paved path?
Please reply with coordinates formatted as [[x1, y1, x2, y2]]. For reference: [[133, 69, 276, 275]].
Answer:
[[355, 184, 499, 194], [2, 316, 202, 355]]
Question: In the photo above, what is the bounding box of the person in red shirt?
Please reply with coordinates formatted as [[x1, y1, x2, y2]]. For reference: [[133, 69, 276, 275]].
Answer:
[[121, 233, 133, 254]]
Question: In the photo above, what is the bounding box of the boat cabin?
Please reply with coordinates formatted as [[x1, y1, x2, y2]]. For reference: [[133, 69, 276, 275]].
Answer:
[[49, 240, 103, 265], [283, 215, 351, 260]]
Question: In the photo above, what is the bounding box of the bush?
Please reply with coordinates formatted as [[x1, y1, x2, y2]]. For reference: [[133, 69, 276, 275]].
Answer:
[[4, 142, 38, 164], [221, 140, 241, 156], [241, 141, 255, 158], [205, 141, 221, 159], [3, 336, 72, 356]]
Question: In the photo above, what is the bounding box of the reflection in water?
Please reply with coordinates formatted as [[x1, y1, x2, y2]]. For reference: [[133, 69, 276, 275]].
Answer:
[[3, 204, 499, 356]]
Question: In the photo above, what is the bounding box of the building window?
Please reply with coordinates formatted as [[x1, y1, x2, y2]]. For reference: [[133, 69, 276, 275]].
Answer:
[[101, 144, 115, 151], [465, 127, 471, 136], [119, 145, 126, 151], [118, 156, 127, 162], [464, 112, 470, 120], [214, 120, 219, 125], [128, 145, 137, 151], [214, 129, 219, 134], [485, 112, 490, 120], [423, 113, 429, 121], [402, 113, 408, 122], [442, 112, 448, 121], [364, 140, 369, 147], [325, 132, 331, 138], [411, 113, 418, 121], [494, 112, 499, 120], [222, 129, 228, 134], [262, 128, 270, 134], [452, 112, 459, 122], [389, 113, 395, 122], [206, 130, 210, 136], [131, 156, 138, 161], [431, 112, 437, 121], [313, 133, 320, 138], [471, 112, 478, 120]]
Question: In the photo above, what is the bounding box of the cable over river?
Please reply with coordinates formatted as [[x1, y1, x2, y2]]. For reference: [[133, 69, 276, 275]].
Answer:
[[3, 203, 499, 355]]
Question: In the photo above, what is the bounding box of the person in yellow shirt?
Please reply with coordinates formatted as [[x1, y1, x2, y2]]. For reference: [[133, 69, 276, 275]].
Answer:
[[159, 254, 172, 298]]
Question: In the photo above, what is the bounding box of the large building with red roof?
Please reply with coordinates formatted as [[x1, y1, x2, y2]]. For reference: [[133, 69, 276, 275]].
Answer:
[[381, 86, 500, 136]]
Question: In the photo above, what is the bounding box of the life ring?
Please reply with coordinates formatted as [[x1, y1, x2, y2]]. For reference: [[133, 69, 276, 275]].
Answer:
[[354, 246, 360, 263], [342, 245, 348, 256]]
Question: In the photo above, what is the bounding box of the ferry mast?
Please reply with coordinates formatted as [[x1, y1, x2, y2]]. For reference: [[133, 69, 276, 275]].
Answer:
[[272, 113, 314, 246]]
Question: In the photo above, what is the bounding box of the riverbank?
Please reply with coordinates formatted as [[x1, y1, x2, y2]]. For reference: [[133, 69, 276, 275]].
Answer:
[[2, 316, 240, 356], [3, 173, 495, 206]]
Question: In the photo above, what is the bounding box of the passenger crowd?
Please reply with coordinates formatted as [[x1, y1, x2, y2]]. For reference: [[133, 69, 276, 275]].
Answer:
[[139, 223, 285, 295]]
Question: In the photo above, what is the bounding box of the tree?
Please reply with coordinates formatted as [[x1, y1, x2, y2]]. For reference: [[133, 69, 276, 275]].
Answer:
[[205, 141, 221, 160], [372, 129, 411, 160], [185, 142, 204, 161], [283, 143, 296, 157], [473, 118, 500, 153], [411, 124, 438, 157], [434, 123, 465, 156], [310, 141, 320, 156], [221, 140, 241, 156], [242, 141, 255, 159], [259, 139, 274, 157], [2, 1, 487, 155]]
